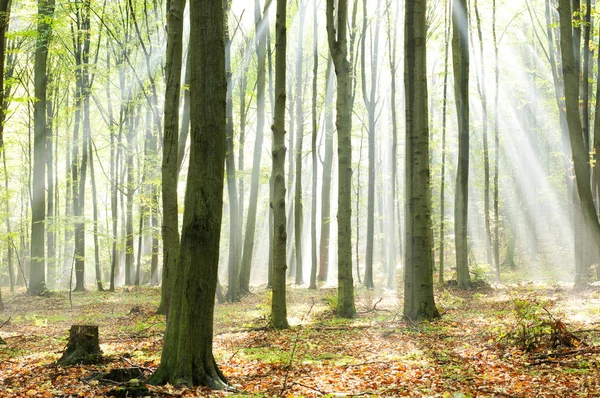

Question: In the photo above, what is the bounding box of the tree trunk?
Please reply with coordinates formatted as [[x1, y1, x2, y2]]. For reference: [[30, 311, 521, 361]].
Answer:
[[403, 0, 439, 321], [309, 0, 318, 290], [225, 0, 240, 302], [239, 0, 268, 294], [318, 58, 334, 283], [327, 0, 356, 319], [0, 1, 14, 293], [438, 0, 450, 285], [270, 0, 290, 330], [89, 138, 103, 291], [150, 0, 228, 387], [158, 0, 185, 314], [30, 0, 55, 295], [452, 0, 471, 289], [386, 0, 400, 289], [361, 0, 382, 290], [558, 0, 600, 286], [473, 0, 493, 272], [294, 0, 306, 286]]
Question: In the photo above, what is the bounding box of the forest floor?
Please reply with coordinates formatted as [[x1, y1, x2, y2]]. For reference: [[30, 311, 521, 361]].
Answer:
[[0, 282, 599, 397]]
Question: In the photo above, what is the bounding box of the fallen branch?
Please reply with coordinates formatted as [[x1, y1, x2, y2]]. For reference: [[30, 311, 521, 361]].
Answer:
[[310, 325, 370, 331], [342, 360, 391, 368], [533, 346, 600, 360], [0, 317, 11, 329]]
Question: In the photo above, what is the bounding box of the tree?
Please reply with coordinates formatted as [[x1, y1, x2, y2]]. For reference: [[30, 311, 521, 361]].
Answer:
[[270, 0, 289, 330], [452, 0, 471, 289], [558, 0, 600, 285], [361, 0, 382, 289], [438, 0, 451, 284], [158, 0, 185, 313], [309, 0, 319, 290], [29, 0, 55, 295], [318, 58, 334, 283], [403, 0, 439, 321], [294, 0, 306, 286], [239, 0, 269, 294], [327, 0, 356, 318], [225, 0, 241, 302], [150, 0, 228, 387]]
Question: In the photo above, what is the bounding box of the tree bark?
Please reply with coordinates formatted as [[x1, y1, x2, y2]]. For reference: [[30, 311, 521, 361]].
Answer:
[[270, 0, 290, 330], [452, 0, 471, 289], [309, 0, 318, 290], [558, 0, 600, 286], [239, 0, 269, 294], [158, 0, 185, 314], [150, 0, 228, 387], [29, 0, 55, 295], [403, 0, 439, 321], [327, 0, 356, 318]]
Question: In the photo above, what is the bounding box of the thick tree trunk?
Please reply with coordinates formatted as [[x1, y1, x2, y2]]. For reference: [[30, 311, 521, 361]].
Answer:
[[327, 0, 356, 319], [558, 0, 600, 286], [150, 0, 228, 387], [270, 0, 290, 330], [403, 0, 439, 321], [30, 0, 55, 295], [452, 0, 471, 289]]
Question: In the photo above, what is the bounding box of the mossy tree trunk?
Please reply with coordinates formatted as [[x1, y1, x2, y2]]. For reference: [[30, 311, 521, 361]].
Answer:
[[326, 0, 356, 319], [403, 0, 439, 321], [150, 0, 228, 388]]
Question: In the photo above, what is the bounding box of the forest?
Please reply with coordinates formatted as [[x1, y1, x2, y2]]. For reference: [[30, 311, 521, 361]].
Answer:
[[0, 0, 599, 396]]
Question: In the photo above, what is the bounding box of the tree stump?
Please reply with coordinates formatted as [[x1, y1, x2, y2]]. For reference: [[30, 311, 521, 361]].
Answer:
[[59, 325, 102, 366]]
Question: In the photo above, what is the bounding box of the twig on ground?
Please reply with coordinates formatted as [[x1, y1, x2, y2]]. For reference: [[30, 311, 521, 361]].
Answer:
[[0, 317, 11, 329], [533, 346, 600, 360], [119, 356, 155, 373], [342, 360, 391, 368]]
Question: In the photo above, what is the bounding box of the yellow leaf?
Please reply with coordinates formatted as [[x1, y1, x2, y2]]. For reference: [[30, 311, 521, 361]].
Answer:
[[26, 390, 37, 397]]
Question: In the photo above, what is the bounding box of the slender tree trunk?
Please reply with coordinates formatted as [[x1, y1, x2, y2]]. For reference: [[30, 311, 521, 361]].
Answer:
[[0, 4, 14, 293], [493, 0, 500, 279], [386, 0, 400, 289], [158, 0, 185, 314], [239, 0, 269, 293], [361, 0, 382, 289], [46, 80, 55, 288], [309, 0, 318, 289], [403, 0, 439, 321], [225, 0, 241, 302], [452, 0, 471, 289], [438, 0, 451, 285], [473, 0, 492, 272], [294, 0, 306, 286], [318, 58, 334, 283], [327, 0, 356, 318], [271, 0, 290, 330], [89, 138, 103, 291]]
